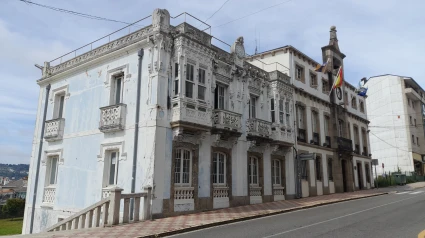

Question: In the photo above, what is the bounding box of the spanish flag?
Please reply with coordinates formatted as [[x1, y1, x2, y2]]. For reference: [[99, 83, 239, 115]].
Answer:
[[333, 66, 343, 89], [315, 58, 330, 73]]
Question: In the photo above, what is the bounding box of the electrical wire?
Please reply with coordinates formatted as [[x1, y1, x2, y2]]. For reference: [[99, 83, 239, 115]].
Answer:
[[204, 0, 231, 22], [369, 131, 411, 153], [17, 0, 134, 25]]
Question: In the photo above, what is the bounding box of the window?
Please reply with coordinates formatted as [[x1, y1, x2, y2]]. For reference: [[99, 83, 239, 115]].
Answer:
[[198, 68, 206, 100], [271, 99, 276, 123], [344, 92, 348, 106], [338, 120, 344, 137], [410, 116, 413, 125], [174, 63, 179, 96], [328, 158, 333, 181], [315, 156, 322, 181], [297, 106, 305, 129], [272, 159, 282, 185], [365, 164, 371, 183], [347, 122, 351, 140], [412, 135, 415, 144], [279, 99, 284, 124], [174, 148, 192, 185], [295, 65, 304, 82], [351, 96, 357, 109], [360, 101, 365, 113], [417, 137, 419, 146], [212, 152, 226, 185], [185, 64, 194, 98], [312, 111, 319, 133], [324, 116, 330, 137], [215, 84, 226, 109], [285, 101, 290, 127], [249, 96, 257, 119], [248, 156, 259, 185], [106, 151, 119, 186], [354, 125, 359, 145], [111, 74, 123, 105], [47, 156, 58, 186], [54, 94, 65, 119], [310, 73, 317, 88], [322, 79, 329, 93]]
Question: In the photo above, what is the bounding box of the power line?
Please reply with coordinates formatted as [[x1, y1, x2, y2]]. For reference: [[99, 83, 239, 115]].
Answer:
[[213, 0, 293, 28], [205, 0, 231, 22], [369, 131, 411, 153], [17, 0, 134, 25]]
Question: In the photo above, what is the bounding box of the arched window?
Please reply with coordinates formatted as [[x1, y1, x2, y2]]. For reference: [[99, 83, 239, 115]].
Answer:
[[272, 159, 282, 186], [248, 156, 259, 185], [174, 148, 192, 185], [315, 156, 322, 181], [213, 152, 226, 185]]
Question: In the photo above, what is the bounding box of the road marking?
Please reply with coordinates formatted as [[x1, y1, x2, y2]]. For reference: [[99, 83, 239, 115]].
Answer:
[[395, 192, 409, 194], [262, 195, 423, 238], [410, 191, 424, 195]]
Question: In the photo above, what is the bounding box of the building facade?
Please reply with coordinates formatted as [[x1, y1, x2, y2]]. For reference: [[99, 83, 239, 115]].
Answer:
[[248, 26, 373, 195], [23, 9, 372, 234], [366, 75, 425, 175]]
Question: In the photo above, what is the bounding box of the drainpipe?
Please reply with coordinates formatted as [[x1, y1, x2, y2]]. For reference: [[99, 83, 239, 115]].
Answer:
[[30, 84, 51, 234], [130, 49, 144, 220]]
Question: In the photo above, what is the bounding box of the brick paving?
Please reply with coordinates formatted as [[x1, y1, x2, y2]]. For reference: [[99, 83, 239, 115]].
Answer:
[[19, 189, 387, 238]]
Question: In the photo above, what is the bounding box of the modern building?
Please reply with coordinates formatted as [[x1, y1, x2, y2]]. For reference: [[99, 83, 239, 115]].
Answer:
[[249, 26, 373, 195], [366, 75, 425, 175], [23, 9, 373, 234]]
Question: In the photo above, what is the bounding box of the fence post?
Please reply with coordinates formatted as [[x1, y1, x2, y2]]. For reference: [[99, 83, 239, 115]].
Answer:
[[143, 186, 152, 221], [108, 186, 123, 225]]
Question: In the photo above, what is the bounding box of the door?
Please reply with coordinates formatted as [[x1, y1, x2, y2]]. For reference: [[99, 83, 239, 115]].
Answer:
[[341, 160, 347, 192], [357, 162, 363, 189]]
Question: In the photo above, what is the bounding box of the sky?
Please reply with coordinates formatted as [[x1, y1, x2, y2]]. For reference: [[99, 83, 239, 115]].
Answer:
[[1, 0, 424, 164]]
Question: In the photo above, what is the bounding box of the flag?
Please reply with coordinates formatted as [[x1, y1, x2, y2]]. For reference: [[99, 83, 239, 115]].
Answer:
[[315, 58, 330, 73], [356, 77, 368, 97], [357, 87, 368, 97], [333, 66, 343, 89]]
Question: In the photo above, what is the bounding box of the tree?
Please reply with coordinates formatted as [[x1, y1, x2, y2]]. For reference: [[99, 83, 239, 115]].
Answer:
[[2, 198, 25, 220]]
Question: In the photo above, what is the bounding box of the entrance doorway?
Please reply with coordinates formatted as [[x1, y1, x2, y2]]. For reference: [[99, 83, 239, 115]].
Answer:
[[341, 160, 347, 192], [357, 162, 363, 189]]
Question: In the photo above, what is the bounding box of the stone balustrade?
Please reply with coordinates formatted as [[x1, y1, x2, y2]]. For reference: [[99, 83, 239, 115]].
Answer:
[[212, 109, 242, 132], [44, 118, 65, 141], [174, 187, 194, 200], [43, 186, 56, 204], [249, 186, 262, 196], [171, 100, 212, 128], [99, 104, 126, 133], [213, 187, 229, 198], [246, 118, 272, 138]]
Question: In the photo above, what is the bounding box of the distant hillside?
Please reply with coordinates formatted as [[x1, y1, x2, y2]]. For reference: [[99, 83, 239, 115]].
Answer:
[[0, 164, 29, 179]]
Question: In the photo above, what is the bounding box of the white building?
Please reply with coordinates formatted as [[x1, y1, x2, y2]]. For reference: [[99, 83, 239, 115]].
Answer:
[[366, 75, 425, 175], [23, 9, 372, 234]]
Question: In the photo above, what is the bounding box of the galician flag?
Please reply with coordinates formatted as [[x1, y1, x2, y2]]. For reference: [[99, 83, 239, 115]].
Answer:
[[333, 66, 344, 89]]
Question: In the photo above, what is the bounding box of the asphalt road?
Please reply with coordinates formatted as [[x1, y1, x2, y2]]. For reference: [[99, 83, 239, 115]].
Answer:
[[169, 188, 425, 238]]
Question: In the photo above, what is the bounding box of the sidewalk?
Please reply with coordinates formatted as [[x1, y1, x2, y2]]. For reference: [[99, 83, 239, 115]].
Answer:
[[19, 189, 389, 238], [406, 181, 425, 190]]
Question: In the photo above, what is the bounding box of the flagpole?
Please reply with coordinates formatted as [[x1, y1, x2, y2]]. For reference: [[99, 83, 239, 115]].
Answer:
[[328, 66, 341, 96]]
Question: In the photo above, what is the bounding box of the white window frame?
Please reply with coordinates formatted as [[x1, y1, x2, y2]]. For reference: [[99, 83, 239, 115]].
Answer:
[[103, 150, 119, 187], [212, 152, 226, 186], [45, 156, 59, 187], [279, 99, 284, 124], [174, 148, 192, 186], [197, 67, 206, 101], [285, 101, 290, 127], [270, 98, 276, 123], [185, 63, 195, 98], [310, 73, 317, 88], [174, 62, 179, 97], [215, 83, 227, 110], [295, 65, 303, 80], [53, 93, 65, 119], [271, 159, 282, 186], [249, 96, 257, 119], [248, 156, 259, 186], [110, 73, 124, 105]]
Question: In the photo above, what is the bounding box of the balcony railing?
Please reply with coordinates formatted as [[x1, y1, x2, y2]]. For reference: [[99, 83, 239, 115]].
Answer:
[[99, 104, 126, 133], [43, 186, 56, 205], [246, 118, 272, 138], [297, 128, 306, 143], [171, 100, 212, 129], [212, 109, 242, 132], [271, 126, 294, 144], [337, 137, 353, 151], [44, 118, 65, 142]]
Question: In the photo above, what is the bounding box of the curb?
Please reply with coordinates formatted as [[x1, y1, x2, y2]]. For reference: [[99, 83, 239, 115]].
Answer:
[[138, 192, 388, 238]]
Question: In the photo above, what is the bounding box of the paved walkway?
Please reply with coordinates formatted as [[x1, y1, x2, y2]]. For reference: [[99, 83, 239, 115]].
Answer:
[[406, 181, 425, 190], [16, 189, 390, 238]]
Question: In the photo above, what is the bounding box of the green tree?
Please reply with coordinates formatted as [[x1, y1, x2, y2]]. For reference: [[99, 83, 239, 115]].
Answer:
[[2, 198, 25, 220]]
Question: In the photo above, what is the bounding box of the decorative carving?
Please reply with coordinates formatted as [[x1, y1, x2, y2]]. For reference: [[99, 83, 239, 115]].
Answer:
[[212, 134, 238, 149]]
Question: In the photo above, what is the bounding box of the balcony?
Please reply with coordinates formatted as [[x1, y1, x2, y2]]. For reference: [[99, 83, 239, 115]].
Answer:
[[44, 118, 65, 142], [405, 87, 423, 102], [297, 128, 306, 143], [271, 126, 294, 145], [312, 133, 320, 145], [325, 136, 331, 148], [212, 109, 242, 137], [246, 118, 272, 141], [43, 186, 56, 205], [336, 137, 353, 152], [354, 144, 360, 154], [171, 100, 212, 131], [99, 104, 126, 133]]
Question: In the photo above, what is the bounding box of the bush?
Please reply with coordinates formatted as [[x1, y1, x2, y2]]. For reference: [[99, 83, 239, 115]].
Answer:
[[1, 199, 25, 219]]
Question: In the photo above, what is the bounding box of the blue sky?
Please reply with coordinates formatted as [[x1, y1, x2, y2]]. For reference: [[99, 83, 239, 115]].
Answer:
[[1, 0, 424, 164]]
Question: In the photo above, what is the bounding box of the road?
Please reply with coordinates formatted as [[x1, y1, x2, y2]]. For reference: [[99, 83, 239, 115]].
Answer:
[[169, 188, 425, 238]]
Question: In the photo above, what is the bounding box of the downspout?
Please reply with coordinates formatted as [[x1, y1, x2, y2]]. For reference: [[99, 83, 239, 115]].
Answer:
[[130, 48, 144, 220], [30, 84, 51, 234]]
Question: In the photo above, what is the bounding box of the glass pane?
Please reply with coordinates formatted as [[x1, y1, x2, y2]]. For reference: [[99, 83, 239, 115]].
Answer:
[[182, 150, 191, 184], [175, 63, 179, 77], [199, 69, 205, 84], [109, 152, 117, 185], [280, 113, 284, 124], [212, 153, 217, 184], [174, 149, 181, 184], [219, 154, 225, 184], [174, 79, 179, 94], [253, 158, 258, 184], [198, 86, 205, 100], [58, 96, 65, 118], [248, 158, 252, 184], [271, 161, 275, 184], [185, 82, 193, 98], [251, 97, 256, 118], [49, 157, 58, 185], [115, 78, 122, 104]]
